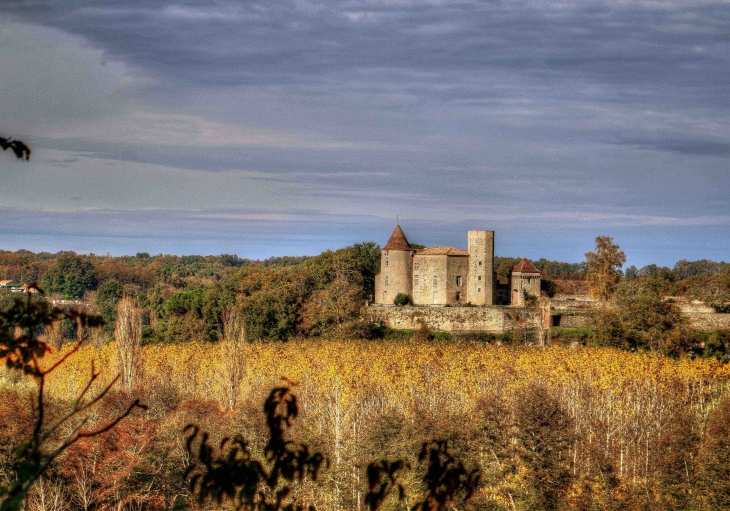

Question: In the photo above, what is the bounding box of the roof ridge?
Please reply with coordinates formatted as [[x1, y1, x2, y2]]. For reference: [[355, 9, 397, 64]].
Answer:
[[512, 257, 540, 274]]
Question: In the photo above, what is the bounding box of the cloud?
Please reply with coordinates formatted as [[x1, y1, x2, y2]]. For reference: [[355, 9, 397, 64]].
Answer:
[[1, 0, 729, 261], [613, 137, 730, 156]]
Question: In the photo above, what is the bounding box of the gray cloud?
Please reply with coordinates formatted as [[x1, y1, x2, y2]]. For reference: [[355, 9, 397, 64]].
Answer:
[[615, 137, 730, 156], [1, 1, 729, 263]]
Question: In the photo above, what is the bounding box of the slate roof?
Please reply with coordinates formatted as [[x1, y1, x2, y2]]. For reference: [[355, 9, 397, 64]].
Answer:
[[416, 246, 470, 256], [383, 225, 411, 250], [512, 257, 541, 274]]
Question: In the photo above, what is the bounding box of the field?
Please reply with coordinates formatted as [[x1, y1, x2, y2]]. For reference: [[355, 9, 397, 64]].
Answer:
[[3, 339, 730, 510]]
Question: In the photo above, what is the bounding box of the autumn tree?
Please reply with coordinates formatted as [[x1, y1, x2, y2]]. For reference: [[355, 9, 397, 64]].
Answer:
[[115, 297, 142, 392], [687, 269, 730, 312], [300, 280, 362, 335], [220, 304, 246, 411], [585, 236, 626, 300], [697, 398, 730, 510], [0, 290, 143, 511], [514, 383, 576, 510], [614, 281, 691, 356]]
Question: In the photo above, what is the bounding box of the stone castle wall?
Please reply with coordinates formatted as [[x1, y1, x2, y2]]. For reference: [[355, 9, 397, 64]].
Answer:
[[412, 254, 447, 305], [366, 304, 730, 333], [557, 313, 730, 330], [364, 305, 540, 333]]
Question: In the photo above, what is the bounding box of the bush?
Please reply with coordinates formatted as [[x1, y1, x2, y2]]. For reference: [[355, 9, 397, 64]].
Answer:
[[393, 293, 412, 306], [588, 309, 626, 349]]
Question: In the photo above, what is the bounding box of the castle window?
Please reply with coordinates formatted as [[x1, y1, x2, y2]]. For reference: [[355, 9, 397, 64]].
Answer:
[[414, 262, 419, 271], [414, 275, 419, 286], [478, 276, 482, 282], [385, 257, 389, 267], [455, 292, 461, 302], [433, 275, 438, 287], [385, 276, 389, 286], [456, 276, 462, 286], [478, 288, 481, 293], [479, 261, 482, 266]]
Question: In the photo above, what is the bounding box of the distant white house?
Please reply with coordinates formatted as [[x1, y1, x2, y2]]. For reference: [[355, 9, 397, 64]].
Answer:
[[11, 284, 39, 294]]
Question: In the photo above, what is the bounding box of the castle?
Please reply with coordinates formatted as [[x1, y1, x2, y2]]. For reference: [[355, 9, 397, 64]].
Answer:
[[374, 225, 541, 306]]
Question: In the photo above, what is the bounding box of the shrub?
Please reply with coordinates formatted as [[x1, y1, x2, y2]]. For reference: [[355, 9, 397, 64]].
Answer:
[[393, 293, 412, 306]]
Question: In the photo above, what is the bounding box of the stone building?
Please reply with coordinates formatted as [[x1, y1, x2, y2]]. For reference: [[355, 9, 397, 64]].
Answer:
[[511, 257, 542, 306], [374, 225, 540, 306]]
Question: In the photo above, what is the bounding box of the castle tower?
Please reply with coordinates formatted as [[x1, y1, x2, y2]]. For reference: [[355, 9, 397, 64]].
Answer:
[[374, 225, 414, 304], [467, 230, 494, 305], [511, 258, 542, 306]]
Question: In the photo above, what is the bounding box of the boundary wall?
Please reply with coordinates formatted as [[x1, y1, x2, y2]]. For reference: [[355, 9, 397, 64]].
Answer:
[[364, 305, 539, 333], [366, 304, 730, 333]]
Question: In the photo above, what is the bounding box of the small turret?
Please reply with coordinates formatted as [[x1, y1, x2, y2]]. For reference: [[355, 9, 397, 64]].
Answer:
[[511, 257, 541, 306]]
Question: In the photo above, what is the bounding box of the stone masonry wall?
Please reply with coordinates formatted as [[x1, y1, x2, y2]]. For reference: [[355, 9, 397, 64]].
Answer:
[[412, 254, 447, 305], [683, 313, 730, 330], [376, 249, 413, 305], [364, 305, 540, 333], [557, 315, 589, 328], [467, 230, 494, 305]]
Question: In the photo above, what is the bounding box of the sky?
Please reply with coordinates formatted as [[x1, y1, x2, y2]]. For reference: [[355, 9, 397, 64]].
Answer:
[[0, 0, 729, 268]]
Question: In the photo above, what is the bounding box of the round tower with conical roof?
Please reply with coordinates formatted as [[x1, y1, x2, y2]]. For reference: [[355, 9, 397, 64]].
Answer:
[[374, 225, 414, 304]]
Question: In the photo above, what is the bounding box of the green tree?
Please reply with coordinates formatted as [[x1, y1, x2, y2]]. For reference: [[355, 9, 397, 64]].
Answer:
[[540, 278, 557, 298], [40, 253, 95, 299], [624, 265, 639, 281], [588, 309, 627, 349], [242, 293, 297, 342], [95, 279, 123, 332], [494, 257, 520, 282], [585, 236, 626, 300], [614, 281, 691, 356]]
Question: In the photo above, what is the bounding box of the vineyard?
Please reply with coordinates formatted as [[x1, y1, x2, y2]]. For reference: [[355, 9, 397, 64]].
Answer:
[[2, 339, 730, 510]]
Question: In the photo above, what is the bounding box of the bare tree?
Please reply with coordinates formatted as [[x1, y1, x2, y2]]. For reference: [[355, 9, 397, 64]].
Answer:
[[114, 297, 142, 393], [220, 305, 246, 411], [537, 295, 552, 347], [26, 477, 68, 511]]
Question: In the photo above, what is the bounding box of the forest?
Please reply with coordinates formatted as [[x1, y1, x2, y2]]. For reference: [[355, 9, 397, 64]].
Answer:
[[1, 243, 730, 510], [0, 247, 728, 347]]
